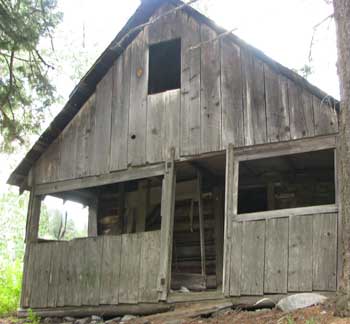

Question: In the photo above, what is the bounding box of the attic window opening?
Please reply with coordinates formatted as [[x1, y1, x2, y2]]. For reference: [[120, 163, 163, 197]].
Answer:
[[148, 38, 181, 95]]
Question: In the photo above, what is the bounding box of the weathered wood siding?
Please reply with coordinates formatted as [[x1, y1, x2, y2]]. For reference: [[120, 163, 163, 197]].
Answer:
[[21, 231, 161, 309], [228, 212, 337, 296], [34, 5, 338, 184]]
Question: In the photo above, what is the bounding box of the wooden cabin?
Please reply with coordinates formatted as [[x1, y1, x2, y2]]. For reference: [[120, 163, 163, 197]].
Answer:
[[8, 0, 340, 316]]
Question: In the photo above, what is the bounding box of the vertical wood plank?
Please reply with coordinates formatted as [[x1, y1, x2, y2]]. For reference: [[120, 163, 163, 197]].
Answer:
[[229, 222, 242, 296], [91, 68, 113, 175], [47, 242, 62, 308], [75, 98, 92, 178], [264, 218, 288, 293], [200, 24, 222, 153], [59, 119, 77, 180], [139, 231, 161, 302], [288, 215, 313, 291], [313, 96, 338, 136], [30, 243, 52, 308], [241, 220, 265, 295], [180, 15, 201, 156], [128, 30, 148, 166], [242, 51, 267, 145], [57, 242, 69, 307], [312, 213, 337, 291], [110, 46, 132, 171], [119, 233, 141, 304], [100, 235, 122, 304], [197, 171, 206, 277], [264, 65, 291, 142], [87, 94, 97, 176], [220, 39, 244, 147], [146, 92, 164, 163], [82, 237, 103, 306], [158, 151, 176, 300], [136, 180, 148, 232], [288, 81, 315, 139]]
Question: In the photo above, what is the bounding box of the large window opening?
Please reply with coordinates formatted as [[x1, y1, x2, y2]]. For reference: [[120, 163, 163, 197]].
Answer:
[[38, 176, 163, 241], [238, 149, 335, 214], [148, 38, 181, 95], [170, 154, 225, 293]]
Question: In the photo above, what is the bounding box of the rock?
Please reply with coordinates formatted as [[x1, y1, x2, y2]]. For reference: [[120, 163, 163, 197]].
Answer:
[[74, 317, 91, 324], [277, 293, 328, 312], [179, 286, 190, 293], [105, 317, 121, 324], [120, 314, 137, 322], [64, 318, 75, 323], [162, 320, 184, 324], [91, 316, 102, 322]]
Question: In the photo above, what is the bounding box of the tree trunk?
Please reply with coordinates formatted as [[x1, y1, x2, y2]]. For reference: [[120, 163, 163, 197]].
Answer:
[[333, 0, 350, 317]]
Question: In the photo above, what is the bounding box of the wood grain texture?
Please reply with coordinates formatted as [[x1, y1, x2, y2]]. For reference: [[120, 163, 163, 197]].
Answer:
[[288, 215, 313, 292], [288, 81, 315, 139], [180, 14, 201, 156], [220, 39, 244, 147], [200, 24, 222, 152], [313, 96, 338, 136], [119, 233, 141, 304], [110, 46, 132, 171], [100, 235, 122, 304], [128, 29, 148, 166], [90, 68, 113, 175], [312, 213, 337, 291], [229, 221, 242, 296], [264, 65, 291, 142], [264, 218, 288, 293], [241, 220, 265, 295], [242, 50, 267, 145], [139, 231, 161, 302]]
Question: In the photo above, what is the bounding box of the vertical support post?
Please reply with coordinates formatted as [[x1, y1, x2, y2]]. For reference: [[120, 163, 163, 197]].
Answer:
[[21, 169, 42, 307], [136, 180, 149, 232], [88, 197, 98, 237], [197, 170, 206, 278], [214, 186, 224, 287], [158, 149, 176, 301], [335, 140, 342, 290], [223, 143, 238, 296]]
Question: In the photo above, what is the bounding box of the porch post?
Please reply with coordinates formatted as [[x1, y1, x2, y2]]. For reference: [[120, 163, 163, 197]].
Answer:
[[223, 143, 239, 296], [158, 148, 176, 301]]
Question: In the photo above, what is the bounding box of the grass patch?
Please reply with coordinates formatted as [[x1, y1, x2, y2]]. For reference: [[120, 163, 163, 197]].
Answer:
[[0, 260, 22, 316]]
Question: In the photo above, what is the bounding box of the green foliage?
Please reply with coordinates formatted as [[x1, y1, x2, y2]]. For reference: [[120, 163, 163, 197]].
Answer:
[[0, 0, 62, 152], [0, 258, 22, 316], [286, 315, 295, 324], [27, 308, 40, 324]]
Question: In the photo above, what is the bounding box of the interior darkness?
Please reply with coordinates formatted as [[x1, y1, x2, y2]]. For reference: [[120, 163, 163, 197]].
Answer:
[[238, 149, 335, 214], [148, 38, 181, 94]]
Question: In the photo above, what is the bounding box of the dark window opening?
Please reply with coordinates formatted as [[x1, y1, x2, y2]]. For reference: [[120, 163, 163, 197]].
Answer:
[[148, 39, 181, 95], [238, 149, 335, 214]]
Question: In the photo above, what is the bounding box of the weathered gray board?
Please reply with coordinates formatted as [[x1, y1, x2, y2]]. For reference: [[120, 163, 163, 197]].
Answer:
[[228, 212, 337, 296], [22, 231, 161, 309], [34, 5, 338, 185]]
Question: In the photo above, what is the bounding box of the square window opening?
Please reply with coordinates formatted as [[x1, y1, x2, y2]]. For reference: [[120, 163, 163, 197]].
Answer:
[[148, 38, 181, 95], [237, 149, 335, 214]]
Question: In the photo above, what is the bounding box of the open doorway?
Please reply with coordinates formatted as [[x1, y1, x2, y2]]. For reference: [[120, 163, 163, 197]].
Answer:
[[170, 154, 226, 293]]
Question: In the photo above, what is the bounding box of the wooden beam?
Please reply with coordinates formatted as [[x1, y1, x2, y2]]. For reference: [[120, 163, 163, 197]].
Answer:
[[223, 144, 237, 296], [35, 164, 165, 195], [88, 197, 98, 237], [236, 204, 338, 222], [158, 149, 176, 301], [197, 171, 206, 278], [17, 303, 174, 318]]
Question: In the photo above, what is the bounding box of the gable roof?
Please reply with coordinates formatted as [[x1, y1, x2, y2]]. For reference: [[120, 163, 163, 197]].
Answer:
[[8, 0, 339, 188]]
